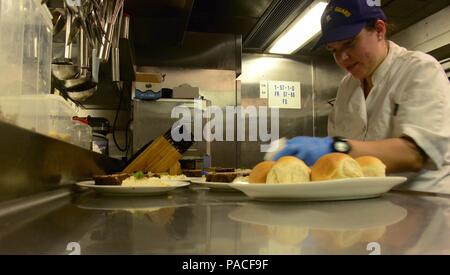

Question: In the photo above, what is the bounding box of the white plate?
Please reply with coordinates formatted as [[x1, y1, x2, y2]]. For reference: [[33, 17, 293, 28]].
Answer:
[[158, 177, 192, 182], [186, 177, 205, 182], [74, 195, 188, 211], [228, 198, 407, 230], [229, 177, 407, 202], [190, 179, 241, 191], [76, 180, 190, 196]]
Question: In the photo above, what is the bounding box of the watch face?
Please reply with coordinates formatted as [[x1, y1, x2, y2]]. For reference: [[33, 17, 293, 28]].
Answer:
[[334, 141, 350, 152]]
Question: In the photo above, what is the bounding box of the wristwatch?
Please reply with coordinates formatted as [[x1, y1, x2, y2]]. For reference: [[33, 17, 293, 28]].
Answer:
[[332, 136, 352, 154]]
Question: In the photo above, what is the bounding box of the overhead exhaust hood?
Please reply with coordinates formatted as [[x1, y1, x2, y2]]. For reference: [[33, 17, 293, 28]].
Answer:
[[125, 0, 195, 50], [123, 0, 241, 74]]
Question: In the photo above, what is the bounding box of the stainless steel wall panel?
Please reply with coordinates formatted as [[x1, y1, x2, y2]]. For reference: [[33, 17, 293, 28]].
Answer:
[[135, 55, 345, 169], [238, 54, 315, 168]]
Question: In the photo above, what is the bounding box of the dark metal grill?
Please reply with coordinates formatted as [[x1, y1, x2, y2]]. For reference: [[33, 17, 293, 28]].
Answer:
[[243, 0, 314, 51]]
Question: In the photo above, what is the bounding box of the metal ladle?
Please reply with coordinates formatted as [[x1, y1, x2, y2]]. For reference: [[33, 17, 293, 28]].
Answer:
[[65, 27, 97, 102], [52, 6, 78, 81], [57, 1, 97, 102]]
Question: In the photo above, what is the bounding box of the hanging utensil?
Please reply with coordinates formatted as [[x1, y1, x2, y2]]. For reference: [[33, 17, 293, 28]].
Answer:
[[67, 14, 81, 46], [64, 8, 73, 59], [98, 0, 124, 63], [79, 28, 91, 77], [77, 1, 94, 46], [52, 8, 67, 36], [120, 13, 130, 39], [64, 0, 79, 15], [63, 27, 96, 102], [52, 3, 78, 81], [90, 0, 101, 11], [98, 22, 114, 63], [84, 15, 96, 48], [111, 2, 123, 82]]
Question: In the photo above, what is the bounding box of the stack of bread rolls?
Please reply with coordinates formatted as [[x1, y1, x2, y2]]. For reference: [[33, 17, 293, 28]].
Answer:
[[249, 153, 386, 184]]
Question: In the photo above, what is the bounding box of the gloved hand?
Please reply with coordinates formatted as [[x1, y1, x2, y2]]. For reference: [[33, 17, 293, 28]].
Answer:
[[273, 136, 334, 166]]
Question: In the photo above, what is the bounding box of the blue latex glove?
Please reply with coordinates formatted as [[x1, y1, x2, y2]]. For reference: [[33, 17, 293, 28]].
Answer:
[[273, 136, 334, 166]]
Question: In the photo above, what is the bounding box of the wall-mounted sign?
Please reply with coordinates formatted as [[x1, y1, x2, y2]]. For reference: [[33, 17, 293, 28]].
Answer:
[[266, 81, 301, 109]]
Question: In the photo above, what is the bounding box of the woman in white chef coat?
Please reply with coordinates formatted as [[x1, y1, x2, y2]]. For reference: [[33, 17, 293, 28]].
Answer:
[[273, 0, 450, 193]]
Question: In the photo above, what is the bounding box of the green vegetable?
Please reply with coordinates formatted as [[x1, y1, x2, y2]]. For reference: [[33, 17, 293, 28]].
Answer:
[[133, 171, 145, 180]]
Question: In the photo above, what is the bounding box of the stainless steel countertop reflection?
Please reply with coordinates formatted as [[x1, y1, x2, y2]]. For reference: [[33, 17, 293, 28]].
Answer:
[[1, 185, 449, 255]]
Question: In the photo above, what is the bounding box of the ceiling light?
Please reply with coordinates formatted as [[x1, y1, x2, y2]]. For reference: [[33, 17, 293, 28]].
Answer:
[[268, 1, 328, 55]]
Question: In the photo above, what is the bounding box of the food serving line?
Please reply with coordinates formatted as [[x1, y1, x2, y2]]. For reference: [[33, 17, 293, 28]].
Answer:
[[1, 175, 450, 255], [1, 106, 449, 255]]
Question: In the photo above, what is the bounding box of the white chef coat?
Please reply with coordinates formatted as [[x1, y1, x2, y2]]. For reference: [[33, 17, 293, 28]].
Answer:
[[328, 41, 450, 194]]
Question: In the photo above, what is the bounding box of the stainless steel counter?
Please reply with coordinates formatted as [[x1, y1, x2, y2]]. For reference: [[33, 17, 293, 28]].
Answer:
[[1, 185, 449, 255]]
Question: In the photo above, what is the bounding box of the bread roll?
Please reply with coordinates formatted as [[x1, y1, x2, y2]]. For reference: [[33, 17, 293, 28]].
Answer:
[[266, 156, 310, 184], [249, 161, 275, 184], [311, 153, 363, 181], [355, 156, 386, 177]]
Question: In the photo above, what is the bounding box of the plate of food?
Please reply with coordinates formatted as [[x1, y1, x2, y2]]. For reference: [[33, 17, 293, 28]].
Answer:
[[77, 172, 190, 196], [229, 154, 407, 201], [229, 177, 407, 201], [190, 179, 243, 191], [186, 176, 206, 182], [190, 170, 250, 191], [157, 174, 191, 182]]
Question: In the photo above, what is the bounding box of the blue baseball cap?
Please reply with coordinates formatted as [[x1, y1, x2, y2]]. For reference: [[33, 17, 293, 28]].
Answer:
[[312, 0, 387, 51]]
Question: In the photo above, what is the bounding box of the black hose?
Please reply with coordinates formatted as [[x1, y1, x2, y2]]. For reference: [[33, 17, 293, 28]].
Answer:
[[112, 82, 128, 152]]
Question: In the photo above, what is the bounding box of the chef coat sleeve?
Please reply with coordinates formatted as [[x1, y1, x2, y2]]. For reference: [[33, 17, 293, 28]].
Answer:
[[394, 55, 450, 170]]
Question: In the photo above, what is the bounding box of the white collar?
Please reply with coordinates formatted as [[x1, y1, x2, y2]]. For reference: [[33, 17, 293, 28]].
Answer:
[[371, 41, 398, 85]]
